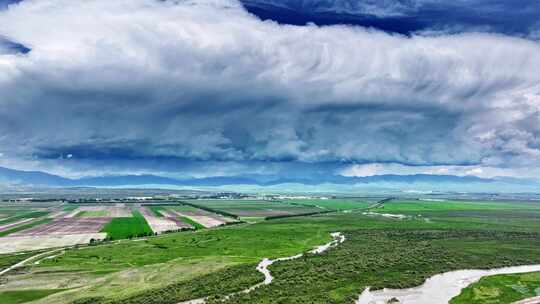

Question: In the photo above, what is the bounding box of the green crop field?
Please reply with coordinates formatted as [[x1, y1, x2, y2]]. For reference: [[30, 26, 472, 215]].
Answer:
[[377, 199, 540, 213], [0, 199, 539, 304], [100, 210, 152, 239], [176, 215, 205, 230], [451, 271, 540, 304], [0, 211, 50, 225], [146, 205, 165, 217]]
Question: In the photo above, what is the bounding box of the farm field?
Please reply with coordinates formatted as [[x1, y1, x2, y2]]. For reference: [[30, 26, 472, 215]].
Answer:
[[0, 198, 538, 304], [138, 206, 189, 234], [77, 210, 108, 217], [10, 217, 111, 236], [166, 204, 237, 228], [100, 210, 152, 240], [0, 211, 51, 225], [0, 202, 140, 252], [187, 199, 325, 218], [0, 219, 53, 238]]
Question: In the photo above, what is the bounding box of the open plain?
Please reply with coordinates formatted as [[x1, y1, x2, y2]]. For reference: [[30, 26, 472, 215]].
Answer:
[[0, 197, 538, 304]]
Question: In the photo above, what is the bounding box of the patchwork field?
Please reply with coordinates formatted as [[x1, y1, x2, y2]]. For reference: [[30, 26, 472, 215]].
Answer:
[[187, 200, 325, 218], [0, 203, 132, 252], [10, 217, 111, 236], [0, 219, 53, 238], [156, 209, 194, 229], [166, 204, 237, 228], [0, 218, 36, 232], [139, 206, 189, 234]]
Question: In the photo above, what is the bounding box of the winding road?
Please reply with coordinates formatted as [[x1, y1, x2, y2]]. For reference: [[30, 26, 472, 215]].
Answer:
[[0, 248, 64, 276]]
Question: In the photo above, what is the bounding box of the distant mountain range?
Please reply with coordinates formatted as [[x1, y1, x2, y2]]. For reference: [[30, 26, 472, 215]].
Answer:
[[2, 166, 539, 193]]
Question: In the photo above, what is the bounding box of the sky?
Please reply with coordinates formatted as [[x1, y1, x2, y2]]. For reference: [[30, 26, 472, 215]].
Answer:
[[0, 0, 539, 180]]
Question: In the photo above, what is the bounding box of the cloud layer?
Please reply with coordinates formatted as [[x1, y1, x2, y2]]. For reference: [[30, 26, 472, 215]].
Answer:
[[0, 0, 539, 178]]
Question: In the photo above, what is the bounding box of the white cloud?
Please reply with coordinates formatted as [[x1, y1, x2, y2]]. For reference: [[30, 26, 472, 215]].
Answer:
[[340, 163, 540, 179], [0, 0, 539, 176]]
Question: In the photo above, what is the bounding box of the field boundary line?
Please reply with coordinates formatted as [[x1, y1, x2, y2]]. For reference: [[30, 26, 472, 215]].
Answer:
[[0, 248, 64, 276]]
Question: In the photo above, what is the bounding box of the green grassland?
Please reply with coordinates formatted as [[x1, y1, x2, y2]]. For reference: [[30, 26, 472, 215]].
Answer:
[[0, 252, 36, 271], [451, 271, 540, 304], [0, 289, 68, 304], [100, 211, 152, 239], [220, 229, 540, 304], [0, 199, 539, 304]]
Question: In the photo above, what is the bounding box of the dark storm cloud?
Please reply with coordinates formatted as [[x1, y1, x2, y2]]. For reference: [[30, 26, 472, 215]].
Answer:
[[241, 0, 540, 37], [0, 36, 30, 54], [0, 0, 539, 178]]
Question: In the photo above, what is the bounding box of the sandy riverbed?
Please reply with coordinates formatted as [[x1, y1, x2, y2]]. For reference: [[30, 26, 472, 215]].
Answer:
[[356, 264, 540, 304]]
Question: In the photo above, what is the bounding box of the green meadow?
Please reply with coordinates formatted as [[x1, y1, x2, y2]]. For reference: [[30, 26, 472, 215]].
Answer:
[[451, 271, 540, 304], [0, 199, 538, 304]]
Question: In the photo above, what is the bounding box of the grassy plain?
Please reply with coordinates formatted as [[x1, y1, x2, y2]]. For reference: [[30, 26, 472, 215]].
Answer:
[[0, 199, 539, 304], [0, 252, 36, 271], [221, 229, 540, 304], [451, 271, 540, 304], [100, 211, 152, 239], [0, 289, 67, 304]]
